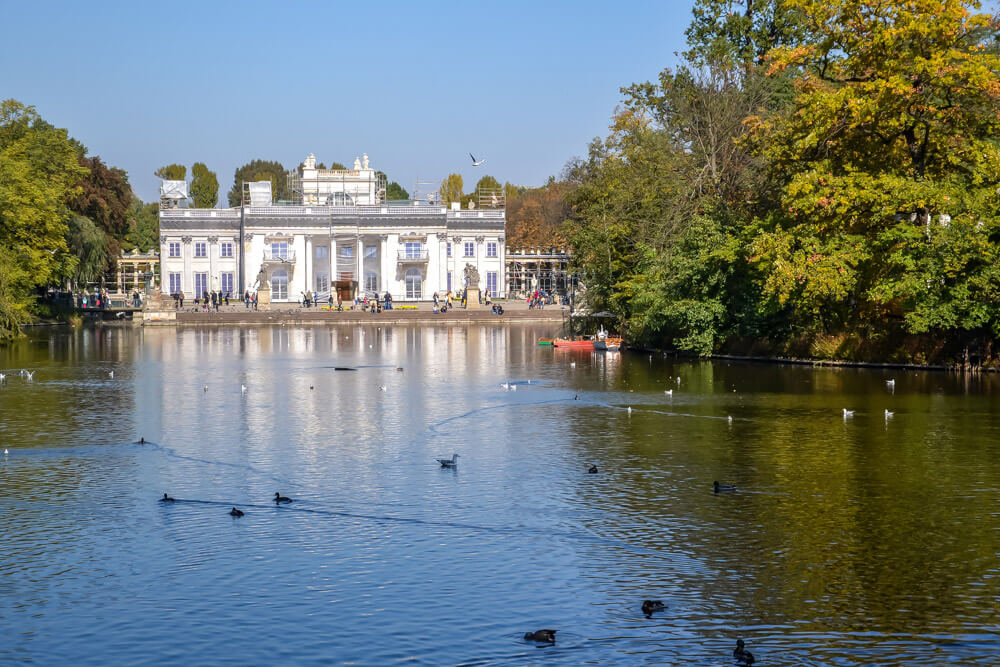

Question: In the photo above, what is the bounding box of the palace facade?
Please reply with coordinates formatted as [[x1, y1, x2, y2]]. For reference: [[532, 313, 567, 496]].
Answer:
[[158, 154, 506, 302]]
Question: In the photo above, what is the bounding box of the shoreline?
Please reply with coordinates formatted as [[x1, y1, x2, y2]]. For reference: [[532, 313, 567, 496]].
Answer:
[[140, 308, 568, 327]]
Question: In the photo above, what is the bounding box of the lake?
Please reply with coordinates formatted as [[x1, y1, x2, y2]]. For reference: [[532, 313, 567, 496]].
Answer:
[[1, 324, 999, 665]]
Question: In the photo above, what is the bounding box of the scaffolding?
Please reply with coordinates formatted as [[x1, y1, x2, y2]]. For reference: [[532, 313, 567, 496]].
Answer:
[[477, 186, 505, 209], [412, 178, 442, 206]]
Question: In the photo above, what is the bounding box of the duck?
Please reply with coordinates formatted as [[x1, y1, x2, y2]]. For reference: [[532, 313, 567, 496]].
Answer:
[[627, 406, 632, 416], [713, 481, 736, 493], [664, 389, 672, 397], [437, 454, 460, 468], [727, 415, 733, 424], [641, 600, 666, 617], [241, 384, 247, 394], [203, 385, 208, 392], [310, 385, 314, 390], [842, 408, 855, 418], [108, 370, 114, 379], [574, 394, 578, 400], [884, 408, 894, 419], [137, 437, 146, 444], [160, 493, 175, 502], [886, 378, 895, 389], [588, 465, 598, 474], [523, 629, 557, 643], [733, 638, 755, 664], [24, 370, 34, 380], [274, 492, 293, 503], [230, 507, 245, 517]]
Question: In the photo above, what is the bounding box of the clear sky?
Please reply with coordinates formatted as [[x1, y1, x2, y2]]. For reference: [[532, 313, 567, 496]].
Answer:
[[1, 0, 695, 203]]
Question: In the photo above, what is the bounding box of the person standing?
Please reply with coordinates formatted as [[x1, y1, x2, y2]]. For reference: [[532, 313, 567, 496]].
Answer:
[[384, 290, 392, 310], [224, 291, 230, 307]]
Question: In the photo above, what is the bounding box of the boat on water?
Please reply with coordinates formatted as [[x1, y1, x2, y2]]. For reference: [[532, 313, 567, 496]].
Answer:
[[537, 338, 554, 346], [552, 337, 594, 349], [592, 326, 624, 352]]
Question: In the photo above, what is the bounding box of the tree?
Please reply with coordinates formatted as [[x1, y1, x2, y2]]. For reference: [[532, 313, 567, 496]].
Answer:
[[69, 156, 132, 239], [748, 0, 1000, 335], [66, 215, 110, 285], [126, 197, 159, 252], [154, 164, 186, 181], [227, 159, 289, 206], [440, 173, 464, 205], [685, 0, 805, 70], [190, 162, 219, 208], [0, 100, 86, 339], [386, 181, 409, 200]]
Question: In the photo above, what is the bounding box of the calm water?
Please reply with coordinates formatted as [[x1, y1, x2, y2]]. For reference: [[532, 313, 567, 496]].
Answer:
[[2, 324, 1000, 665]]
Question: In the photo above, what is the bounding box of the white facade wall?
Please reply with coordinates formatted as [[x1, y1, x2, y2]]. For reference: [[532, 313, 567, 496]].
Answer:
[[160, 208, 506, 302]]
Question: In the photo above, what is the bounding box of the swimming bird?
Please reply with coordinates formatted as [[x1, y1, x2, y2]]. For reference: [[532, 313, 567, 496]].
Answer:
[[274, 492, 293, 503], [3, 448, 8, 455], [570, 362, 576, 368], [0, 373, 6, 381], [574, 395, 579, 400], [241, 384, 247, 394], [733, 638, 755, 664], [727, 415, 733, 424], [588, 465, 598, 474], [642, 600, 666, 617], [310, 385, 314, 390], [24, 370, 34, 380], [523, 629, 556, 643], [843, 408, 855, 418], [627, 406, 632, 416], [437, 454, 460, 468], [138, 437, 145, 444], [378, 385, 387, 392], [396, 367, 404, 372], [886, 379, 895, 390], [203, 385, 208, 392], [664, 389, 672, 397], [885, 409, 894, 419], [108, 370, 114, 379], [510, 384, 517, 391], [160, 493, 175, 502], [713, 481, 736, 493], [230, 507, 244, 517], [469, 153, 486, 167], [676, 376, 681, 386]]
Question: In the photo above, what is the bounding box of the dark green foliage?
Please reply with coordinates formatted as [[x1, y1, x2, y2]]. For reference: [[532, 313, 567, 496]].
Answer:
[[190, 162, 219, 208], [227, 159, 289, 206]]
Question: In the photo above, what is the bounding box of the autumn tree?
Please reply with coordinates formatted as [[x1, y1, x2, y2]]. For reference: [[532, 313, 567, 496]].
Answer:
[[190, 162, 219, 208], [154, 164, 186, 181], [440, 173, 464, 205]]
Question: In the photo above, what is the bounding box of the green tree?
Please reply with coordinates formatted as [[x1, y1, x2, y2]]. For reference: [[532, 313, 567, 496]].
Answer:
[[386, 182, 409, 200], [66, 215, 109, 285], [227, 159, 289, 206], [126, 197, 159, 252], [190, 162, 219, 208], [440, 173, 464, 205], [0, 100, 87, 339], [69, 156, 132, 239], [685, 0, 805, 70], [154, 164, 186, 181]]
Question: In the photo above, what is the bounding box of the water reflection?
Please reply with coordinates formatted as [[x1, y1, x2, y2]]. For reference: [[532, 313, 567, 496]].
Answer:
[[1, 325, 999, 664]]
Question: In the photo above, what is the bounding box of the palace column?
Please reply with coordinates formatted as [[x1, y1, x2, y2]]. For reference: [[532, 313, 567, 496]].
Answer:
[[357, 237, 364, 295], [379, 234, 390, 295], [208, 236, 218, 291], [182, 236, 193, 295]]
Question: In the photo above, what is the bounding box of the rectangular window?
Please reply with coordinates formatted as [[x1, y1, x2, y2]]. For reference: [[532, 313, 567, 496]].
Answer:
[[168, 242, 181, 258], [486, 242, 498, 258], [447, 242, 452, 257], [340, 245, 353, 258], [464, 242, 475, 257], [194, 242, 207, 258], [447, 272, 452, 292], [487, 271, 498, 294], [221, 272, 234, 295], [168, 273, 181, 293], [365, 271, 378, 292], [270, 241, 289, 259], [365, 245, 377, 258], [220, 242, 233, 258], [316, 246, 328, 259], [194, 273, 208, 297], [315, 272, 329, 294], [404, 242, 423, 259]]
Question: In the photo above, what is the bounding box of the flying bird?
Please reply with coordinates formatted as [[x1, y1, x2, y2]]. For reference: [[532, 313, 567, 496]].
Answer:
[[469, 153, 486, 167]]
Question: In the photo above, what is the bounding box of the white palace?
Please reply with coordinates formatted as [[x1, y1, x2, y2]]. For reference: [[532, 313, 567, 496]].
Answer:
[[158, 153, 507, 303]]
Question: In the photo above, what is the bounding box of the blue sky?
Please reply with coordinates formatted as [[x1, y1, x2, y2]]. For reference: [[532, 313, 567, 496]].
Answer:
[[1, 1, 695, 203]]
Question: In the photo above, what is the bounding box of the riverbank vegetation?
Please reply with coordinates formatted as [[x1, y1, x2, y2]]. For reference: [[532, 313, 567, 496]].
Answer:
[[564, 0, 1000, 365]]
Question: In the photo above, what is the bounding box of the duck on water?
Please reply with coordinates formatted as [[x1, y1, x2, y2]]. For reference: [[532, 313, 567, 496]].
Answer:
[[274, 492, 293, 503], [523, 629, 556, 643]]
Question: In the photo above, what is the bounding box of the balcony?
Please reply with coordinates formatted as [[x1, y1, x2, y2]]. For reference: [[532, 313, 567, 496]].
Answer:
[[397, 249, 429, 262], [262, 250, 296, 264]]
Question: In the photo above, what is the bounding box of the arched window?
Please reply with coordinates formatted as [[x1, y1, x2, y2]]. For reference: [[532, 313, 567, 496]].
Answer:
[[271, 269, 288, 300], [405, 268, 421, 300]]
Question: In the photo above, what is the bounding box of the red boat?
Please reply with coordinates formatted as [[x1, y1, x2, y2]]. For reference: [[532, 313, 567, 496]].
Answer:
[[553, 337, 594, 349]]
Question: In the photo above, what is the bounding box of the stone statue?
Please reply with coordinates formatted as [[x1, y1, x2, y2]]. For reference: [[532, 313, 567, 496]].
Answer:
[[362, 153, 369, 169], [463, 263, 480, 288], [255, 268, 269, 290]]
